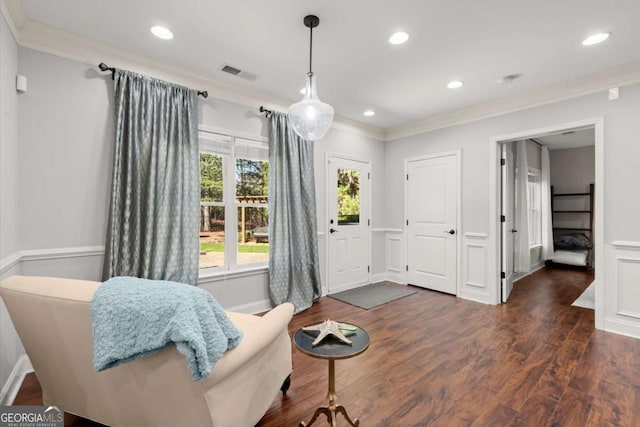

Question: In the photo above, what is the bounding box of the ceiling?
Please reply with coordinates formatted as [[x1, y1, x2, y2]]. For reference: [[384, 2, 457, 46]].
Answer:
[[535, 128, 594, 150], [10, 0, 640, 132]]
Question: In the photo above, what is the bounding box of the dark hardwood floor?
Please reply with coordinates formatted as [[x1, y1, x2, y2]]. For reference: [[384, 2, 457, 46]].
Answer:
[[13, 268, 640, 426]]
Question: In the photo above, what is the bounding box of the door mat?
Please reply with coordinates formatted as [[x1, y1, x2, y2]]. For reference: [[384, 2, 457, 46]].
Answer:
[[329, 282, 417, 310]]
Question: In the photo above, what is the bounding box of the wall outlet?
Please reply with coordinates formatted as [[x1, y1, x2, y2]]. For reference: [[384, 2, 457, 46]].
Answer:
[[608, 87, 620, 100]]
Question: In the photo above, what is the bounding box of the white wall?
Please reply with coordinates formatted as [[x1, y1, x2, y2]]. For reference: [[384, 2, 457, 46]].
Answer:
[[385, 83, 640, 335], [0, 12, 19, 260], [0, 10, 27, 405]]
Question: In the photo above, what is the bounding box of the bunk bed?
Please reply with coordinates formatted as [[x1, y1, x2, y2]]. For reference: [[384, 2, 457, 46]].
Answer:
[[546, 183, 594, 269]]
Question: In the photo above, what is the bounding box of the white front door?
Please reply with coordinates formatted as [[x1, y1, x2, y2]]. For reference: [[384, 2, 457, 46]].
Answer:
[[501, 143, 515, 302], [327, 157, 371, 293], [406, 153, 458, 294]]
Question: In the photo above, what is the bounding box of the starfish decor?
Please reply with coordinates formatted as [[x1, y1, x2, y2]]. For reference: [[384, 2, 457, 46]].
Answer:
[[302, 320, 358, 346]]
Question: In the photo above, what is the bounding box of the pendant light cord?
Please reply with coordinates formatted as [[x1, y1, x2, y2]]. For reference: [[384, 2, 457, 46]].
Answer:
[[309, 25, 313, 74]]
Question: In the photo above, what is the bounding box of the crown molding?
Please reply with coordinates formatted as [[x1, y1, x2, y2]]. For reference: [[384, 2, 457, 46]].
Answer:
[[385, 61, 640, 141], [11, 16, 384, 141], [0, 0, 25, 42]]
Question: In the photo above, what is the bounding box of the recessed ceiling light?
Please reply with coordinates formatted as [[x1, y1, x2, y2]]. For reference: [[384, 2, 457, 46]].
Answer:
[[151, 25, 174, 40], [447, 80, 464, 89], [363, 110, 376, 117], [582, 32, 610, 46], [388, 31, 409, 45]]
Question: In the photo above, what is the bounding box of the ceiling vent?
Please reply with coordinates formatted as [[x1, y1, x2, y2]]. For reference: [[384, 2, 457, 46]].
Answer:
[[498, 73, 523, 85], [219, 64, 257, 81]]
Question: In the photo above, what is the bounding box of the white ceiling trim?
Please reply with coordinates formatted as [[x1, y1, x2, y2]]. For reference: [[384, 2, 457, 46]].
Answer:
[[385, 62, 640, 141], [4, 1, 640, 143]]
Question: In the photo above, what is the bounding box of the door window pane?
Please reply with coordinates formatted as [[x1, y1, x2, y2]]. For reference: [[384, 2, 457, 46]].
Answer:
[[337, 169, 360, 225], [199, 206, 225, 269]]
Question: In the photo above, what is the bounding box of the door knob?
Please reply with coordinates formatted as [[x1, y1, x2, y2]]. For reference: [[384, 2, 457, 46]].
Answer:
[[330, 228, 338, 234], [444, 229, 455, 235], [512, 229, 518, 233]]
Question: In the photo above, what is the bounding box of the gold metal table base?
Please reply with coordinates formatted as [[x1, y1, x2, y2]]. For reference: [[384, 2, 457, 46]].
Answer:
[[299, 359, 360, 427]]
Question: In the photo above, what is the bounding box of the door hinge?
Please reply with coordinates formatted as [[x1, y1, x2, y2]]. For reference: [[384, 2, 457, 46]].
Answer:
[[406, 265, 409, 272], [501, 158, 506, 166], [406, 219, 409, 226], [368, 266, 370, 273], [406, 174, 409, 180], [368, 219, 370, 226], [368, 172, 371, 180], [501, 271, 506, 279], [500, 215, 506, 222]]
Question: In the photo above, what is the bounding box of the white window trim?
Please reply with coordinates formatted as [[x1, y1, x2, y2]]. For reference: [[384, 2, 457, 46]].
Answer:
[[198, 128, 270, 278]]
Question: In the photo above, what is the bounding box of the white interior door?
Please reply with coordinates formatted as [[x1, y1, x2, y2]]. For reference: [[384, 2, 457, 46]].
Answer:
[[501, 143, 515, 302], [406, 153, 458, 294], [327, 157, 371, 294]]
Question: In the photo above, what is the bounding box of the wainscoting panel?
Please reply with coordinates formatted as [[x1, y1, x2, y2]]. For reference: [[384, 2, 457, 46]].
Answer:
[[604, 242, 640, 338], [460, 233, 492, 304], [385, 231, 405, 284]]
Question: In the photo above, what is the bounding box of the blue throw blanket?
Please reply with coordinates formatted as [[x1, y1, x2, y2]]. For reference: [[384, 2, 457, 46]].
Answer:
[[91, 277, 243, 381]]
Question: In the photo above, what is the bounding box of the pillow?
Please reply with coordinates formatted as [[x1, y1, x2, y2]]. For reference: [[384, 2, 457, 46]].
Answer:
[[554, 233, 591, 249]]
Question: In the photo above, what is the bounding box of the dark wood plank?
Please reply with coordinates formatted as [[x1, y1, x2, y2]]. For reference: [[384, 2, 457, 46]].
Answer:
[[550, 387, 593, 427], [12, 267, 640, 426]]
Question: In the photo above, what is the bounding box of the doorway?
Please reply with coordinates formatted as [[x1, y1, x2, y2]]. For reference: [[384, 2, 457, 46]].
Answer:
[[490, 118, 604, 328], [326, 156, 371, 294]]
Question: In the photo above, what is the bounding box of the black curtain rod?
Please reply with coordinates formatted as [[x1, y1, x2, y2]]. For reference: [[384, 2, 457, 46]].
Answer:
[[259, 106, 273, 117], [530, 138, 544, 148], [98, 63, 208, 98]]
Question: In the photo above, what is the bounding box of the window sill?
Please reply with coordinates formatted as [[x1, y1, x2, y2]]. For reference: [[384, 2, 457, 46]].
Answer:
[[529, 244, 543, 250], [198, 265, 268, 284]]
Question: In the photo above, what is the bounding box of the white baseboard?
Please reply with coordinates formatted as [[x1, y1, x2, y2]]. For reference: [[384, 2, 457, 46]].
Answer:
[[328, 281, 369, 295], [226, 298, 272, 315], [370, 273, 387, 283], [0, 355, 33, 405], [603, 316, 640, 340]]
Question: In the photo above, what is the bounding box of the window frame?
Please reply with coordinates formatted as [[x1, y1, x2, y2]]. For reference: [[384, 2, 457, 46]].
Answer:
[[198, 128, 269, 276]]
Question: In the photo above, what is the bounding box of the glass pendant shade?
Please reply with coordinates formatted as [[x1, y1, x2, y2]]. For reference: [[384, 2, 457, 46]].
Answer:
[[288, 72, 334, 141]]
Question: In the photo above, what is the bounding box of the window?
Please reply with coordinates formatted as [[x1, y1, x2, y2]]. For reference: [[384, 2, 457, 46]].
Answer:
[[199, 131, 269, 272], [528, 168, 542, 247], [337, 169, 360, 225]]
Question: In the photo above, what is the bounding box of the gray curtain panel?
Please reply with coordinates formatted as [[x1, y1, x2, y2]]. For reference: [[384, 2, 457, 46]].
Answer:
[[103, 69, 200, 284], [268, 112, 322, 312]]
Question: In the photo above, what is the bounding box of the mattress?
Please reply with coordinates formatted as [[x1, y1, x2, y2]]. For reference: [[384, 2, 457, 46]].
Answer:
[[551, 249, 588, 266]]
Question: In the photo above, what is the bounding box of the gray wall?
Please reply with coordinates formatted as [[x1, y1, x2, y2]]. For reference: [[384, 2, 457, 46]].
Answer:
[[0, 12, 19, 259], [550, 145, 595, 194], [0, 11, 25, 403], [550, 145, 596, 235]]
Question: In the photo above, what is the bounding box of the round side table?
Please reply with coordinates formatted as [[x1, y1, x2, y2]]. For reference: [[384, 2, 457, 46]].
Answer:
[[294, 322, 370, 427]]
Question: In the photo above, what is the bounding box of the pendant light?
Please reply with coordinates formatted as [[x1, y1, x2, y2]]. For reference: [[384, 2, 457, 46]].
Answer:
[[287, 15, 334, 141]]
